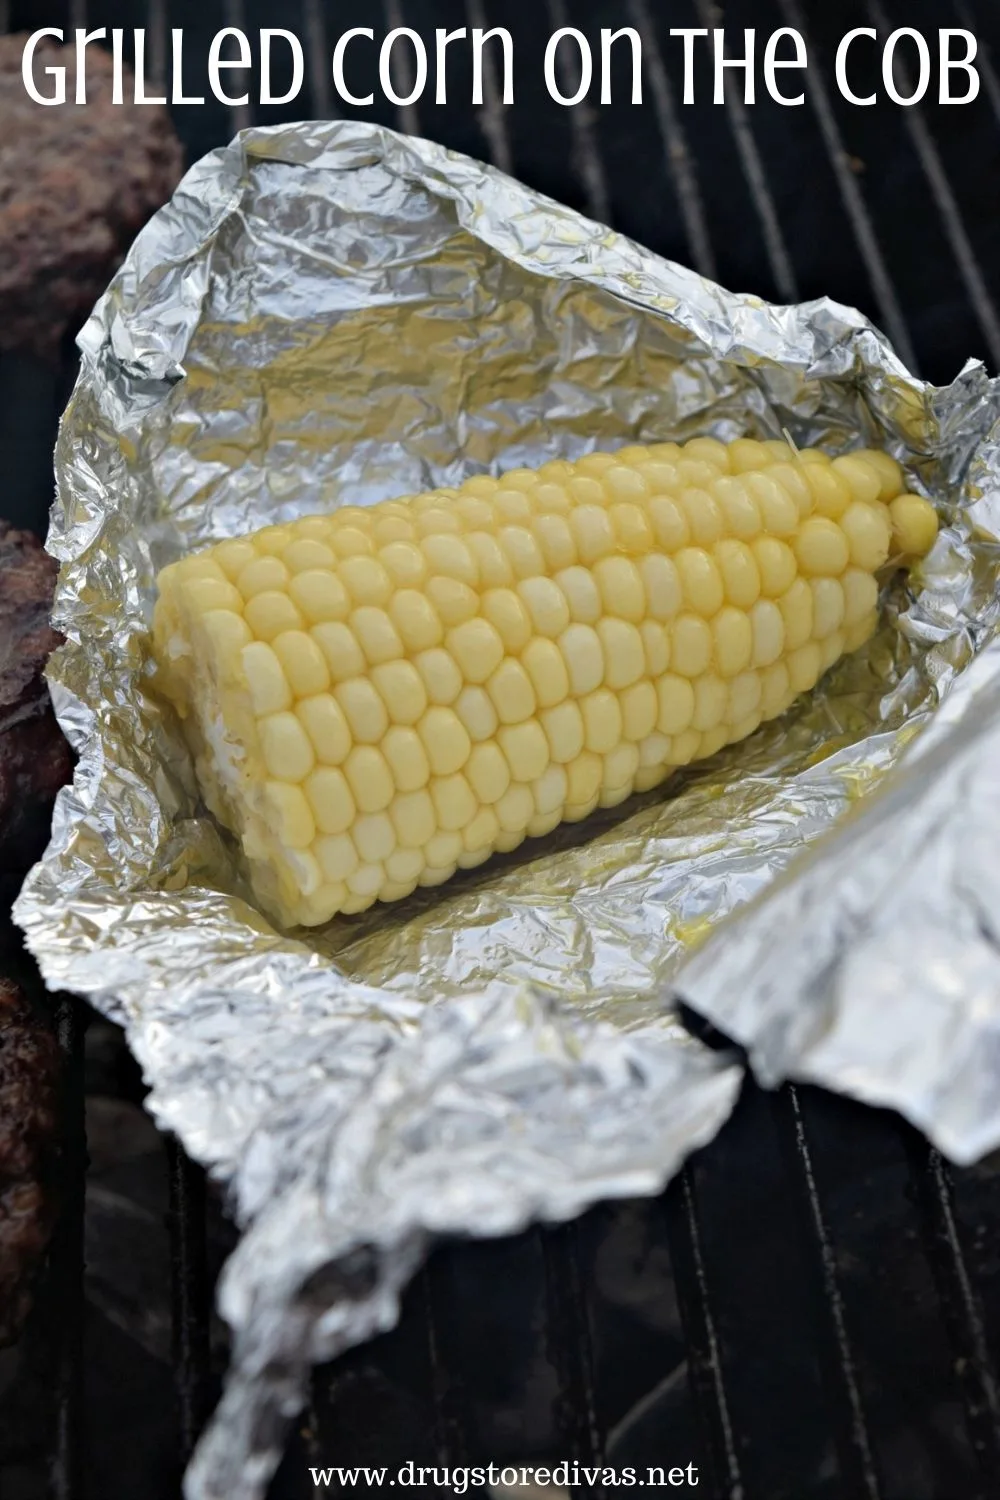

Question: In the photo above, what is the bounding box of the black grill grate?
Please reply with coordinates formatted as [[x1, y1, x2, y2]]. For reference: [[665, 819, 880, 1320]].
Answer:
[[4, 1, 1000, 1495]]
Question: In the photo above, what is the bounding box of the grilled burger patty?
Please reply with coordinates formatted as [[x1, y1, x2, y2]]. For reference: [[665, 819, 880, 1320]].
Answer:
[[0, 977, 60, 1346], [0, 522, 74, 900], [0, 32, 183, 360]]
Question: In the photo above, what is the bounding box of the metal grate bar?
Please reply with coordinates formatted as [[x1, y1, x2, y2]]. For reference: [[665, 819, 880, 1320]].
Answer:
[[775, 1088, 881, 1500], [693, 0, 798, 302], [146, 0, 167, 83], [302, 0, 335, 120], [222, 0, 253, 134], [420, 1255, 472, 1467], [543, 0, 611, 225], [50, 996, 87, 1500], [167, 1137, 213, 1462], [954, 0, 1000, 131], [541, 1222, 604, 1495], [383, 0, 422, 140], [905, 1135, 1000, 1482], [662, 1167, 743, 1500], [625, 0, 717, 280], [774, 0, 918, 372], [464, 0, 514, 178], [868, 0, 1000, 370]]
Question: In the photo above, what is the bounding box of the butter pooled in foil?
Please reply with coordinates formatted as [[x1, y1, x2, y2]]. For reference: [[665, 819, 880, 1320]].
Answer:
[[13, 121, 1000, 1498]]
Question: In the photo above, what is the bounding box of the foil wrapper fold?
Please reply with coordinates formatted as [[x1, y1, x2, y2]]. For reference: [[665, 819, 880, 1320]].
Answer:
[[12, 120, 1000, 1496]]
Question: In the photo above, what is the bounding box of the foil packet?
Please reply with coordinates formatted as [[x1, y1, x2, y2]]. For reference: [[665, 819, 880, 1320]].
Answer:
[[13, 120, 1000, 1497]]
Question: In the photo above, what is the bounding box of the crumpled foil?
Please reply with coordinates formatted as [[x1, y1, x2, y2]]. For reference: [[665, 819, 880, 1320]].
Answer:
[[12, 119, 1000, 1496]]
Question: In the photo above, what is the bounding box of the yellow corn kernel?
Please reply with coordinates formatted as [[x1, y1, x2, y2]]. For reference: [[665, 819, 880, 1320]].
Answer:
[[620, 680, 658, 741], [242, 642, 292, 716], [840, 502, 890, 573], [304, 767, 355, 834], [679, 488, 724, 546], [418, 707, 471, 776], [353, 812, 396, 864], [258, 712, 315, 782], [788, 642, 823, 695], [214, 539, 258, 581], [728, 671, 762, 724], [594, 556, 646, 622], [842, 568, 878, 626], [639, 554, 682, 620], [351, 606, 403, 665], [746, 473, 798, 537], [581, 689, 622, 754], [749, 600, 785, 669], [415, 647, 463, 705], [335, 678, 389, 744], [446, 618, 504, 683], [430, 775, 478, 832], [810, 578, 845, 639], [559, 623, 604, 696], [640, 621, 671, 678], [315, 833, 359, 883], [519, 576, 570, 637], [492, 783, 533, 836], [557, 565, 603, 624], [289, 569, 350, 624], [482, 588, 533, 652], [693, 675, 729, 732], [566, 752, 603, 809], [382, 726, 430, 792], [388, 589, 442, 651], [245, 591, 303, 641], [676, 548, 725, 617], [370, 659, 427, 725], [794, 517, 850, 578], [715, 539, 761, 609], [466, 742, 511, 804], [753, 537, 797, 598], [284, 538, 336, 574], [540, 700, 585, 763], [498, 721, 549, 781], [488, 658, 536, 725], [832, 454, 882, 506], [237, 555, 289, 600], [264, 782, 316, 849], [522, 637, 570, 708], [671, 614, 712, 678], [597, 619, 644, 690], [803, 463, 852, 521], [343, 746, 394, 812], [455, 685, 498, 743], [296, 694, 351, 766], [380, 541, 427, 589], [390, 789, 436, 848], [713, 607, 753, 678], [339, 555, 392, 607], [311, 622, 366, 682], [657, 674, 695, 735], [779, 579, 814, 651]]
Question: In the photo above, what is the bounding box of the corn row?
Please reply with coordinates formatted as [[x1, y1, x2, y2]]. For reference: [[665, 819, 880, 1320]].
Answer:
[[152, 437, 938, 926]]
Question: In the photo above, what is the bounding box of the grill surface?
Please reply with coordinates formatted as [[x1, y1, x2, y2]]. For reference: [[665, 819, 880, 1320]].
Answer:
[[2, 2, 1000, 1497]]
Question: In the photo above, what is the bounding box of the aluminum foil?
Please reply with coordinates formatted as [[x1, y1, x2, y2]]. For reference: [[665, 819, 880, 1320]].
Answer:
[[12, 119, 1000, 1496]]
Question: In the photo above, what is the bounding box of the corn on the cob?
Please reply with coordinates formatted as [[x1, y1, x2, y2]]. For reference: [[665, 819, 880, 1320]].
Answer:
[[152, 438, 937, 926]]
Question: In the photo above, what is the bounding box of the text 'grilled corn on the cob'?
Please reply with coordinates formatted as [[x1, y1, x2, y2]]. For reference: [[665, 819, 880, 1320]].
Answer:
[[152, 438, 938, 926]]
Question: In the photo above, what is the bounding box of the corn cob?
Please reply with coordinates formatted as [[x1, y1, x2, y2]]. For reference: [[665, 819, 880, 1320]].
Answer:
[[152, 438, 937, 926]]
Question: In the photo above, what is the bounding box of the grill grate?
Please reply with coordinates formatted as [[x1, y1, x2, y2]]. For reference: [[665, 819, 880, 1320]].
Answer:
[[3, 2, 1000, 1496]]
